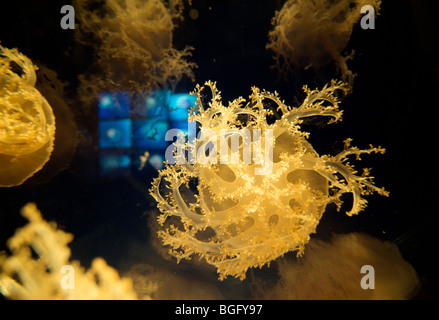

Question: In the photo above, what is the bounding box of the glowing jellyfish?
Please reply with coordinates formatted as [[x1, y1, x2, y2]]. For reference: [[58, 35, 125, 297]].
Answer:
[[0, 46, 56, 187], [0, 203, 141, 300], [150, 80, 388, 280], [254, 233, 419, 300], [75, 0, 197, 94], [267, 0, 381, 85]]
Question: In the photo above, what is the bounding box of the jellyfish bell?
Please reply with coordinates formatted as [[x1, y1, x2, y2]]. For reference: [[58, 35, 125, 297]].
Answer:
[[119, 0, 174, 61], [267, 0, 382, 86], [0, 46, 56, 187], [150, 80, 389, 280], [74, 0, 196, 95]]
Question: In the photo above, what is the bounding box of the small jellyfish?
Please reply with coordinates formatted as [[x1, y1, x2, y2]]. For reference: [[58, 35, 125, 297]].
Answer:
[[150, 80, 388, 280], [75, 0, 197, 95], [0, 45, 56, 187], [266, 0, 381, 85]]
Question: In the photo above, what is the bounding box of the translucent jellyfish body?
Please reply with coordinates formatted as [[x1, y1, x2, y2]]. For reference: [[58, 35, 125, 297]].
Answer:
[[255, 233, 419, 300], [267, 0, 381, 85], [150, 80, 388, 280], [0, 46, 55, 187], [75, 0, 197, 94]]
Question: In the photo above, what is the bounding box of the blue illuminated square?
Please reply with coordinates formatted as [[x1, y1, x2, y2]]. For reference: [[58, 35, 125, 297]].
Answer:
[[169, 121, 197, 141], [99, 119, 132, 149], [168, 93, 197, 122], [133, 120, 169, 150], [131, 90, 170, 120], [100, 149, 131, 177], [99, 92, 131, 119]]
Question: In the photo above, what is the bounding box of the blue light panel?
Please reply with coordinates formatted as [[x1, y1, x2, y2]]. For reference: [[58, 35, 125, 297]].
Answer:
[[168, 93, 197, 122], [99, 119, 132, 149], [133, 120, 169, 150], [98, 92, 131, 119], [100, 149, 131, 177], [131, 90, 170, 120]]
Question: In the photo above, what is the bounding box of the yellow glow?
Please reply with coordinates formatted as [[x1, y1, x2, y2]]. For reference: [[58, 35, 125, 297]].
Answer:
[[75, 0, 197, 94], [150, 80, 388, 280], [255, 233, 419, 300], [267, 0, 381, 85], [0, 203, 144, 300], [0, 46, 56, 187]]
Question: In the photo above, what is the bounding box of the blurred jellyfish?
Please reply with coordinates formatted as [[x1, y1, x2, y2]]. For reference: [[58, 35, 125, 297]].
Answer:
[[254, 233, 419, 300], [148, 154, 165, 171], [138, 151, 150, 170], [125, 263, 224, 300], [34, 66, 79, 183], [0, 46, 56, 187], [267, 0, 381, 86], [0, 203, 141, 299], [75, 0, 197, 97]]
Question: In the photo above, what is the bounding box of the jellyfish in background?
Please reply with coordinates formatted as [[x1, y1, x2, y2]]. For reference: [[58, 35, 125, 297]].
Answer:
[[0, 46, 56, 187], [267, 0, 381, 86], [75, 0, 197, 96], [34, 66, 79, 183], [254, 233, 419, 300], [150, 80, 388, 280], [0, 203, 143, 300]]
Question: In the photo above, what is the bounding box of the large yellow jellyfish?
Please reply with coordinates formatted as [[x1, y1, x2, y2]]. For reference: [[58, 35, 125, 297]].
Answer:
[[0, 46, 56, 187], [266, 0, 381, 85], [150, 80, 388, 280], [75, 0, 197, 95]]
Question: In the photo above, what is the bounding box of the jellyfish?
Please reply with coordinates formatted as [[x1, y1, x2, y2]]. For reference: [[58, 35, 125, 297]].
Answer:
[[31, 66, 79, 183], [74, 0, 197, 95], [150, 80, 388, 280], [266, 0, 381, 86], [0, 203, 141, 300], [126, 263, 224, 299], [0, 45, 56, 187], [253, 233, 419, 300]]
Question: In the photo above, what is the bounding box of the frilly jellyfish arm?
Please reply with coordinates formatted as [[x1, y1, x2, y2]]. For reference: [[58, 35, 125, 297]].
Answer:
[[151, 165, 207, 227], [0, 46, 37, 86], [190, 81, 271, 129], [321, 139, 389, 215], [284, 80, 347, 125]]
